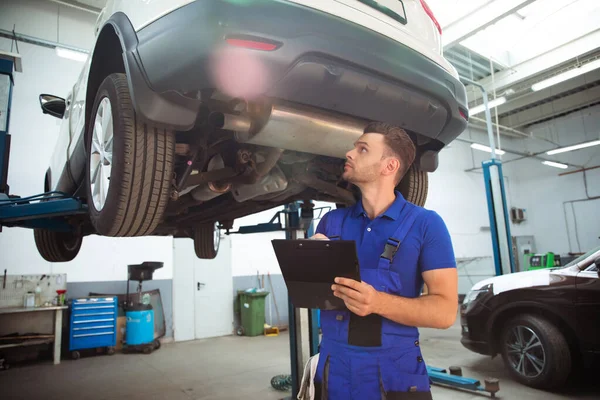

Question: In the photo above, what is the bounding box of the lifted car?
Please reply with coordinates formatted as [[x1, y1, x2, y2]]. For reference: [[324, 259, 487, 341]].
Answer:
[[37, 0, 468, 262]]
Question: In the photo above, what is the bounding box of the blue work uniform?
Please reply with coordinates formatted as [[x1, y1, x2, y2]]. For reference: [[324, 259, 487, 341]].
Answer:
[[314, 191, 456, 400]]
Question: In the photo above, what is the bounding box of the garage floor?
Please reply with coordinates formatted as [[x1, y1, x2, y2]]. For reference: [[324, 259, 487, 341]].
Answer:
[[1, 319, 598, 400]]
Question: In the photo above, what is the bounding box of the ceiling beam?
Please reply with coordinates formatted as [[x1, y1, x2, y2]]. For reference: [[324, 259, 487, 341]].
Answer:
[[443, 0, 537, 51], [495, 68, 600, 116], [47, 0, 101, 14], [472, 29, 600, 96], [499, 84, 600, 128]]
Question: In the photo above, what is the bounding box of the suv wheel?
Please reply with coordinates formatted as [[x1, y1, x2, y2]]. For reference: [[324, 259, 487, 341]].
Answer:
[[500, 314, 571, 390], [194, 222, 220, 259], [86, 73, 174, 237], [34, 228, 82, 262], [336, 165, 428, 209], [397, 165, 428, 207]]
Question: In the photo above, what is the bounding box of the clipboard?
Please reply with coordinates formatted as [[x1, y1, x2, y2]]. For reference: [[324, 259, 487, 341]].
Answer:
[[271, 239, 361, 310]]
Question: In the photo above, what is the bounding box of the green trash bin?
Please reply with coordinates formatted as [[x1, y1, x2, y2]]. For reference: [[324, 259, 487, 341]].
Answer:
[[238, 291, 269, 337]]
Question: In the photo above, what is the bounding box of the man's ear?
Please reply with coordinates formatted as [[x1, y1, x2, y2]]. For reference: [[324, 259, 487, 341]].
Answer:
[[385, 158, 401, 178]]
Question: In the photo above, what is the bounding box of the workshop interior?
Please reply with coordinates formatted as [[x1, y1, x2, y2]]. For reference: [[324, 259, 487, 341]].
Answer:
[[0, 0, 599, 399]]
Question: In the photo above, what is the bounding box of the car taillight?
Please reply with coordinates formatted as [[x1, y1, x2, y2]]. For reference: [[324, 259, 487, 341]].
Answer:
[[420, 0, 442, 35], [225, 37, 279, 51]]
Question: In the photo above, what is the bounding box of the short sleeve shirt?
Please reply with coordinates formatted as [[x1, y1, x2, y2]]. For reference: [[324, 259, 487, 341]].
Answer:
[[316, 191, 455, 298]]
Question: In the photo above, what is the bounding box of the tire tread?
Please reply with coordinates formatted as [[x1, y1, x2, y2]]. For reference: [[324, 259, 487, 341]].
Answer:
[[88, 73, 174, 237]]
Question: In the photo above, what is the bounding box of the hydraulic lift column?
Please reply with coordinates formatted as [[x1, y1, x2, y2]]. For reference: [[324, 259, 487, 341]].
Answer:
[[0, 51, 22, 197], [285, 201, 320, 399], [461, 77, 515, 276]]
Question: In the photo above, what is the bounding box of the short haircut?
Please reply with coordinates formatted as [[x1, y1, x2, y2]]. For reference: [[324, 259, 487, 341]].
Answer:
[[364, 121, 416, 183]]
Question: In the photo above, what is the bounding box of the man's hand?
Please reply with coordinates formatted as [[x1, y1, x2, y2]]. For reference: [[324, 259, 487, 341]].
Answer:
[[332, 277, 382, 317], [310, 233, 329, 240]]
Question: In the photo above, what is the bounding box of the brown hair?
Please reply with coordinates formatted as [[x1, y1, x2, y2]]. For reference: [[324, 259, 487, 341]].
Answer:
[[364, 121, 416, 183]]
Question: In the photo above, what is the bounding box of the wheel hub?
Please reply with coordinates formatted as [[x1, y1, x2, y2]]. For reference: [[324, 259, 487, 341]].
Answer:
[[506, 325, 546, 379], [90, 97, 114, 211]]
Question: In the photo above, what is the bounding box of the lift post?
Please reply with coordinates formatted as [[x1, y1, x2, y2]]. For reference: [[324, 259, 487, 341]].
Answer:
[[0, 51, 86, 234], [230, 201, 324, 398], [461, 77, 515, 276], [284, 202, 320, 399], [0, 51, 21, 197]]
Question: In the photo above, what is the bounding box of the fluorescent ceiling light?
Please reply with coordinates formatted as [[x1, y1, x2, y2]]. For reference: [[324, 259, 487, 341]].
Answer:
[[542, 161, 568, 169], [471, 143, 506, 155], [55, 47, 88, 62], [546, 139, 600, 155], [469, 97, 506, 116], [532, 59, 600, 91]]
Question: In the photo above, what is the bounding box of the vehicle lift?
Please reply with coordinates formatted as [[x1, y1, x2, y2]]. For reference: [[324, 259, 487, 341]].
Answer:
[[1, 51, 501, 397], [0, 51, 86, 234]]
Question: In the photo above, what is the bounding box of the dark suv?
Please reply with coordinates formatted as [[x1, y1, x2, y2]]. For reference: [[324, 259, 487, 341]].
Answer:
[[460, 246, 600, 390]]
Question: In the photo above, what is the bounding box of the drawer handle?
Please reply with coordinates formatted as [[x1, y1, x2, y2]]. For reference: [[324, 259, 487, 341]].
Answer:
[[73, 306, 114, 310], [74, 312, 114, 317], [73, 331, 115, 338], [73, 325, 114, 331], [73, 318, 114, 324]]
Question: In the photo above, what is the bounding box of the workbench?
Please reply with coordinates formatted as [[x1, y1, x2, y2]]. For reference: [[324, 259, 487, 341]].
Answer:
[[0, 306, 68, 365]]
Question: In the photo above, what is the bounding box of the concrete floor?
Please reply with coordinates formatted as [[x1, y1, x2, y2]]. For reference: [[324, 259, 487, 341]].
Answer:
[[1, 320, 598, 400]]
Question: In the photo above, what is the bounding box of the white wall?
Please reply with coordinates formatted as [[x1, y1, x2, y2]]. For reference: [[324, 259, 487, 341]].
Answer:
[[0, 3, 174, 282], [505, 105, 600, 255], [0, 0, 98, 50]]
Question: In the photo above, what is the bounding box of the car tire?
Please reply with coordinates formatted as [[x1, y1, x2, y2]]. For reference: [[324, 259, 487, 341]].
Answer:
[[500, 314, 571, 390], [396, 165, 428, 207], [194, 222, 220, 259], [85, 73, 175, 237], [34, 228, 82, 262]]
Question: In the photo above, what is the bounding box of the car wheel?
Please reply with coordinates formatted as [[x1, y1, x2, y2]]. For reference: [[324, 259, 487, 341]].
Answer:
[[194, 222, 220, 259], [86, 73, 175, 237], [34, 228, 82, 262], [396, 165, 428, 207], [500, 314, 571, 390]]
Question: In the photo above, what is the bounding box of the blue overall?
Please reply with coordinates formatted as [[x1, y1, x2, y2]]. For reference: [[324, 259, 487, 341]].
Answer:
[[314, 191, 456, 399]]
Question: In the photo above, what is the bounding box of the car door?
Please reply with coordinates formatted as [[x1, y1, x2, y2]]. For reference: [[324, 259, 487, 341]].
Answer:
[[576, 262, 600, 354]]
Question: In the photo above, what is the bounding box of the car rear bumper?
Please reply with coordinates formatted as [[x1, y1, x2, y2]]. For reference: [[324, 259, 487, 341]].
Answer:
[[130, 0, 467, 158]]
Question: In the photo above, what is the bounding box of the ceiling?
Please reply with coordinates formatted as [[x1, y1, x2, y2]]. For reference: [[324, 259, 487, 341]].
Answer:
[[428, 0, 600, 135]]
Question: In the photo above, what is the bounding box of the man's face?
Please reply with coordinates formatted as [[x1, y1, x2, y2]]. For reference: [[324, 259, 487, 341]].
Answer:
[[343, 133, 393, 184]]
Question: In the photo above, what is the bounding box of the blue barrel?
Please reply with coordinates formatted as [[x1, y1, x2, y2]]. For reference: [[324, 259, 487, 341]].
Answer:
[[126, 306, 154, 346]]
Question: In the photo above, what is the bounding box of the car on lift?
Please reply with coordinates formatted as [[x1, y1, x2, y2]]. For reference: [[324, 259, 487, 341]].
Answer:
[[460, 246, 600, 390], [36, 0, 468, 262]]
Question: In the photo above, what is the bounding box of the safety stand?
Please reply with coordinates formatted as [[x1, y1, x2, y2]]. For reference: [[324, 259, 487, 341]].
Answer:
[[0, 51, 86, 234]]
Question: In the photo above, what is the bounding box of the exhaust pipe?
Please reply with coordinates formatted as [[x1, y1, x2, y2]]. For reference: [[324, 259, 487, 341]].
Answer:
[[214, 102, 368, 159], [208, 112, 252, 134], [190, 155, 232, 202]]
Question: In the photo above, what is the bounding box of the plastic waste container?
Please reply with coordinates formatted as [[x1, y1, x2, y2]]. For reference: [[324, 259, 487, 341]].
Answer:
[[239, 291, 269, 337]]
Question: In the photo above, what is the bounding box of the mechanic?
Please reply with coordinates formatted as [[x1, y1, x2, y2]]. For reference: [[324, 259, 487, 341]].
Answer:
[[311, 122, 458, 399]]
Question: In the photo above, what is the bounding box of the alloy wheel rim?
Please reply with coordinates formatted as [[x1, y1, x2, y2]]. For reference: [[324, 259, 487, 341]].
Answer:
[[89, 97, 114, 211], [213, 222, 220, 253], [506, 325, 546, 378]]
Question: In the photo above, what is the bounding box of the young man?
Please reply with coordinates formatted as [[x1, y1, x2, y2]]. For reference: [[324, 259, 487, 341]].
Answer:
[[311, 122, 458, 399]]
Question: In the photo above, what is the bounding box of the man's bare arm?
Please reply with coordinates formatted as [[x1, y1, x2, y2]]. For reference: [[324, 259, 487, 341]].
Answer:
[[332, 268, 458, 329], [375, 268, 458, 329]]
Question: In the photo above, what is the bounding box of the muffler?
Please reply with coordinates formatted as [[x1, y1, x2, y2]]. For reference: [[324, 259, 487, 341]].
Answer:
[[210, 102, 368, 159]]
